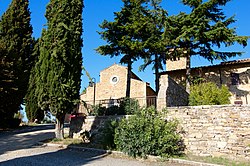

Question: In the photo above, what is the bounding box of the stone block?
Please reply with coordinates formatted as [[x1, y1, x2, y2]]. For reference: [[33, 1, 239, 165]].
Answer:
[[217, 142, 227, 149]]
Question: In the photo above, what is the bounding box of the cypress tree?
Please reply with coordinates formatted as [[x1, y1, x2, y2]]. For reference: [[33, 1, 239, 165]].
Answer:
[[164, 0, 249, 93], [35, 0, 83, 138], [0, 0, 33, 128], [25, 39, 44, 123]]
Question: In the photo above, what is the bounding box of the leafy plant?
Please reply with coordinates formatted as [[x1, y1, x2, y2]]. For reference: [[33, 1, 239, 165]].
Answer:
[[101, 120, 119, 150], [114, 107, 185, 158], [120, 98, 140, 115], [189, 82, 231, 106], [89, 98, 139, 116]]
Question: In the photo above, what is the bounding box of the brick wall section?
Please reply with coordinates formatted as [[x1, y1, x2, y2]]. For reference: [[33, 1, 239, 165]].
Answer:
[[157, 74, 189, 110], [166, 105, 250, 161]]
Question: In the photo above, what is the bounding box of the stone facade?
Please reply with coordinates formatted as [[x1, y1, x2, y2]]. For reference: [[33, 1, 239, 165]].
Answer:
[[166, 105, 250, 161], [162, 58, 250, 105], [157, 74, 189, 110], [79, 64, 156, 113]]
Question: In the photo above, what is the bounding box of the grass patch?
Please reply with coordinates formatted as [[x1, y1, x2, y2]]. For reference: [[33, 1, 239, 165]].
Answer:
[[179, 154, 250, 166]]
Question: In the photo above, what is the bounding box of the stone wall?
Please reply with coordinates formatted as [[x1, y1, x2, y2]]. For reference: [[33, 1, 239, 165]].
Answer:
[[166, 105, 250, 161], [70, 105, 250, 161], [69, 115, 129, 139], [157, 74, 189, 110], [166, 57, 187, 71]]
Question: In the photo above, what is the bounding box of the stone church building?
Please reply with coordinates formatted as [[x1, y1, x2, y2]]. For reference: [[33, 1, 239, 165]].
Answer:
[[79, 64, 156, 113]]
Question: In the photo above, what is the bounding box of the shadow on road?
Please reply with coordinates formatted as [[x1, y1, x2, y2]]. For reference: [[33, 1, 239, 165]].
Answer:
[[0, 145, 109, 166], [0, 127, 54, 155], [0, 124, 55, 137]]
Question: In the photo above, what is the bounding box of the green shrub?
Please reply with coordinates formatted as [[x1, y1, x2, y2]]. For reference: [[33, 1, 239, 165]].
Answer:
[[189, 82, 231, 106], [101, 120, 119, 149], [119, 97, 140, 115], [89, 98, 140, 116], [114, 107, 185, 158], [106, 106, 124, 115], [90, 104, 106, 116]]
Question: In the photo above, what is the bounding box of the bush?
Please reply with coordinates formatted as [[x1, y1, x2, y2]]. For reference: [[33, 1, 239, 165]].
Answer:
[[90, 104, 106, 116], [114, 107, 185, 158], [101, 120, 119, 149], [89, 98, 140, 116], [189, 82, 231, 106], [120, 97, 140, 115]]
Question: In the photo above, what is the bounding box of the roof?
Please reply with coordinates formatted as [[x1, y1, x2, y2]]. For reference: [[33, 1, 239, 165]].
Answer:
[[220, 58, 250, 65], [161, 58, 250, 75]]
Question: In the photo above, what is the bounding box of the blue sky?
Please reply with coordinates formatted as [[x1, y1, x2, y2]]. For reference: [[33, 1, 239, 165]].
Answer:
[[1, 0, 250, 92]]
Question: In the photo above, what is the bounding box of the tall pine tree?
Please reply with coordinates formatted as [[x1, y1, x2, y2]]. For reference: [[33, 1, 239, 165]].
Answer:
[[97, 0, 151, 98], [139, 0, 168, 94], [164, 0, 249, 93], [0, 0, 33, 128], [35, 0, 83, 138]]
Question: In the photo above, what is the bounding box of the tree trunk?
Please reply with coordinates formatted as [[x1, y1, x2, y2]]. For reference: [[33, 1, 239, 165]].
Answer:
[[126, 58, 132, 98], [186, 55, 191, 94], [55, 113, 65, 139], [155, 54, 159, 94]]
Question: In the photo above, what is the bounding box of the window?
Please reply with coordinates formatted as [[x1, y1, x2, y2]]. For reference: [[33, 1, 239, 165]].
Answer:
[[112, 77, 118, 83], [231, 73, 240, 85], [110, 75, 119, 84]]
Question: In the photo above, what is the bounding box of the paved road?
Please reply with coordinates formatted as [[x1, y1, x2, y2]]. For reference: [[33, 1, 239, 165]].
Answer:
[[0, 125, 187, 166]]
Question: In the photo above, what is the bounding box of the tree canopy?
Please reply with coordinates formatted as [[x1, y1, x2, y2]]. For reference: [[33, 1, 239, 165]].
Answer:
[[0, 0, 33, 128], [164, 0, 249, 92], [97, 0, 162, 97]]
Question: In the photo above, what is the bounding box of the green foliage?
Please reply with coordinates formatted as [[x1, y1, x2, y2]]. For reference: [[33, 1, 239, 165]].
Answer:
[[97, 0, 156, 97], [25, 39, 44, 122], [34, 0, 83, 138], [101, 120, 119, 150], [0, 0, 33, 128], [114, 107, 185, 158], [35, 0, 83, 114], [189, 82, 231, 106], [29, 0, 84, 138], [119, 97, 140, 115], [89, 98, 139, 116], [138, 1, 168, 93], [90, 105, 107, 116], [164, 0, 249, 92]]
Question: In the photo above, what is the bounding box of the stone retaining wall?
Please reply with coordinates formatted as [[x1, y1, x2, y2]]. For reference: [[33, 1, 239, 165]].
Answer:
[[69, 105, 250, 161], [167, 105, 250, 161]]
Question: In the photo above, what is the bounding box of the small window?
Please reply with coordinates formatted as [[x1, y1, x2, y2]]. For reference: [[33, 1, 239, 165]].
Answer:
[[110, 75, 119, 84], [112, 77, 118, 83], [231, 73, 240, 85]]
